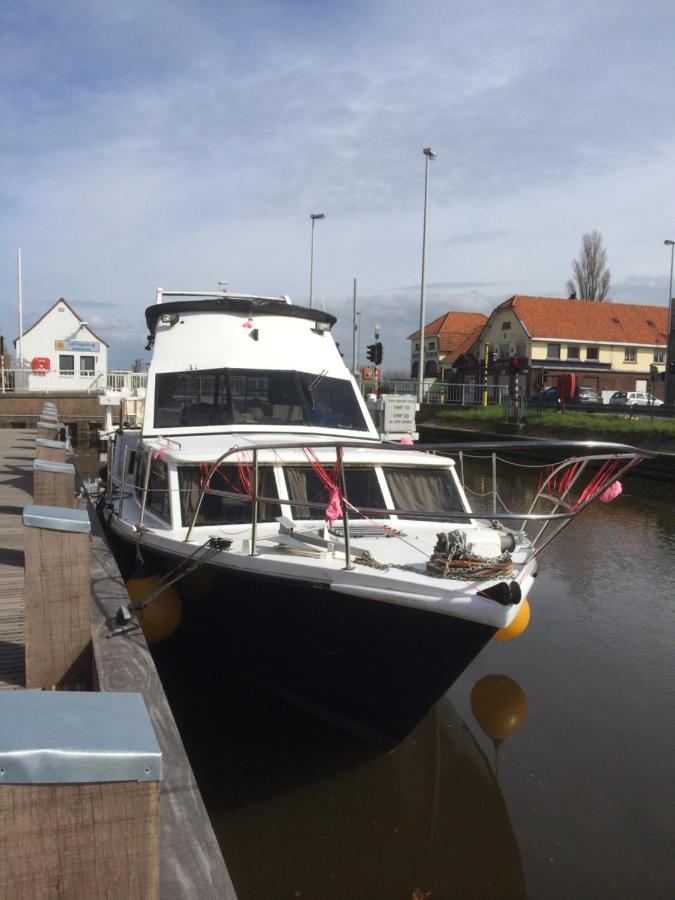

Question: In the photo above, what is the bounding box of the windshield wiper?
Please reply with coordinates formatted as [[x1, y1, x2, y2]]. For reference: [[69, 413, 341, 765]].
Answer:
[[307, 369, 328, 392]]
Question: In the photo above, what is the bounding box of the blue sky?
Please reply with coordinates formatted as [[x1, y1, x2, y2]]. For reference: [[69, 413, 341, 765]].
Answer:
[[2, 0, 674, 370]]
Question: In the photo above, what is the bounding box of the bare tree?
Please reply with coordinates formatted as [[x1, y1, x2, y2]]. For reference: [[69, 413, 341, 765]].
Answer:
[[565, 230, 611, 301]]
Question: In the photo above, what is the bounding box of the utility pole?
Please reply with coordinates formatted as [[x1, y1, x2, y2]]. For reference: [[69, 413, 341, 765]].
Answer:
[[351, 277, 357, 374]]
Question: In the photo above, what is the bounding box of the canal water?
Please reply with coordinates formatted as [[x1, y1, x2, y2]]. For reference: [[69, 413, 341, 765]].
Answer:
[[80, 446, 675, 899]]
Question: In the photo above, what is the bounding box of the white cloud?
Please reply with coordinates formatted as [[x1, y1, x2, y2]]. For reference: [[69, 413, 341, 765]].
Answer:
[[1, 0, 674, 370]]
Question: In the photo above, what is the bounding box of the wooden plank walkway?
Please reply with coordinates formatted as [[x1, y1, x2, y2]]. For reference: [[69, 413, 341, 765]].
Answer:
[[0, 427, 237, 896], [0, 428, 35, 688]]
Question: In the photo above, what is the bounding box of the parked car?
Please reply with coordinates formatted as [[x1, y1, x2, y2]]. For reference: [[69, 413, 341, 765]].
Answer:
[[609, 391, 664, 407], [531, 385, 601, 406], [575, 386, 602, 403]]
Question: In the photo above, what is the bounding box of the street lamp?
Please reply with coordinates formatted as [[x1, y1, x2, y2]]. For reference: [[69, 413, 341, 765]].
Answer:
[[417, 148, 437, 403], [665, 240, 675, 405], [309, 213, 325, 309], [355, 311, 362, 374]]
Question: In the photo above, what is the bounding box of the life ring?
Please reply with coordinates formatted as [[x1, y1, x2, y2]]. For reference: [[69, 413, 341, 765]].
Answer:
[[31, 357, 51, 373]]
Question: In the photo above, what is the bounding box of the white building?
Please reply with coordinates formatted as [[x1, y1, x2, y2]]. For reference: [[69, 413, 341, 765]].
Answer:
[[13, 298, 108, 392]]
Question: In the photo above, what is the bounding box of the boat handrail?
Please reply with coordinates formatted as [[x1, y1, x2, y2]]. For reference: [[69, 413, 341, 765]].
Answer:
[[173, 438, 651, 557]]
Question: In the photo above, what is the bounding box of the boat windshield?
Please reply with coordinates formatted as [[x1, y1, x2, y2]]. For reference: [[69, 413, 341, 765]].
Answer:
[[154, 368, 368, 431], [383, 467, 465, 518]]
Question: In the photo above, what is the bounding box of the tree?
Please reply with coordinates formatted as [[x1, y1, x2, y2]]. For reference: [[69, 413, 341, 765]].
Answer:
[[565, 230, 611, 301]]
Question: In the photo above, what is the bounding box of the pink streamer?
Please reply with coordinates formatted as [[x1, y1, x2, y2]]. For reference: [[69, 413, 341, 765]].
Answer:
[[599, 480, 622, 503]]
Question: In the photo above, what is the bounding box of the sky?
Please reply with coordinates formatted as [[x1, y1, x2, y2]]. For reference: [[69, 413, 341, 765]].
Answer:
[[2, 0, 675, 371]]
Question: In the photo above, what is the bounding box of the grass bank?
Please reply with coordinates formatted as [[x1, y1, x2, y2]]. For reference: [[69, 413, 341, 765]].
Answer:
[[430, 406, 675, 450]]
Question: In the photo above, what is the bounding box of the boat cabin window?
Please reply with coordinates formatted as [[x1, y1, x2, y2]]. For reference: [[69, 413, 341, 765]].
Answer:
[[178, 464, 280, 527], [136, 455, 171, 523], [383, 467, 463, 518], [285, 466, 386, 519], [154, 368, 368, 432]]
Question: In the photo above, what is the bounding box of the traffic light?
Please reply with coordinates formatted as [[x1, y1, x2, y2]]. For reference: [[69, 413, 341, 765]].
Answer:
[[510, 357, 521, 374], [367, 342, 383, 365]]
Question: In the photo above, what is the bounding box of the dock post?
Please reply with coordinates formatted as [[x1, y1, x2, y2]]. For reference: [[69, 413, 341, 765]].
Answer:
[[22, 505, 92, 689], [32, 459, 76, 508], [0, 691, 161, 899], [35, 437, 67, 463], [36, 420, 62, 441]]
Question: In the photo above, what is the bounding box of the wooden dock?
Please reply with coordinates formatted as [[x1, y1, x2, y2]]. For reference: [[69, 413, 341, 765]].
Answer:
[[0, 428, 237, 898], [0, 429, 34, 688]]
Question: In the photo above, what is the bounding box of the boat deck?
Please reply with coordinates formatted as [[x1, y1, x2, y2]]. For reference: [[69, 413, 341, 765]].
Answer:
[[0, 428, 34, 688]]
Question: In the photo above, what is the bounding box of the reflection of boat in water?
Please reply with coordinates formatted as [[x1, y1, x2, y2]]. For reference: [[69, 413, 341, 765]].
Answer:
[[101, 287, 650, 747], [152, 645, 527, 900]]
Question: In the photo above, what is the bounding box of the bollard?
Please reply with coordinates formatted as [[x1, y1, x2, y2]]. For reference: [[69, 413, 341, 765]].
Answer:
[[32, 459, 76, 508], [35, 438, 67, 463], [0, 691, 161, 899], [23, 505, 91, 689]]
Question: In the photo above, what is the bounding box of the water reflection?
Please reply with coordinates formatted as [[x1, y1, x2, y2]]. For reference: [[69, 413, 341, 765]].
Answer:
[[470, 675, 528, 778], [152, 643, 527, 900]]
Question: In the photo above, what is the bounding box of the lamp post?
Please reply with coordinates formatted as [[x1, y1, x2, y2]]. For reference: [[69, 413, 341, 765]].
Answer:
[[665, 240, 675, 406], [355, 311, 362, 375], [351, 277, 358, 374], [417, 148, 437, 403], [309, 213, 325, 309]]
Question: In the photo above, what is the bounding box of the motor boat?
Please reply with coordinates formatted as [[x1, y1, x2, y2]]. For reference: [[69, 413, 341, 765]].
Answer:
[[100, 288, 649, 747]]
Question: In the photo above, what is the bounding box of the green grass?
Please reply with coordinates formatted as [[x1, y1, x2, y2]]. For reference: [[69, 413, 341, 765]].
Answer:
[[434, 404, 675, 441], [525, 409, 675, 435], [437, 406, 502, 422]]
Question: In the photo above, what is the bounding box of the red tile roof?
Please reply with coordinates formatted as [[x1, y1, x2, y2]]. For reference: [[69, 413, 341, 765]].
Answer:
[[445, 324, 484, 360], [497, 295, 668, 345], [408, 311, 487, 341]]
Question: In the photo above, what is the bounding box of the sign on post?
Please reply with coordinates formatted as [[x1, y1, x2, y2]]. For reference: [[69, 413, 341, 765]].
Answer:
[[383, 395, 417, 433]]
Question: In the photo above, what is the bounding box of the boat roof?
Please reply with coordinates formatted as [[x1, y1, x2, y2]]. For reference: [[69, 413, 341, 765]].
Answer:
[[141, 433, 456, 467], [145, 296, 336, 337]]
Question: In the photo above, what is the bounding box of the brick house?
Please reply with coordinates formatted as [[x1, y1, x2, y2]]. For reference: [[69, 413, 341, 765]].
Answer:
[[477, 295, 668, 398], [408, 311, 487, 380]]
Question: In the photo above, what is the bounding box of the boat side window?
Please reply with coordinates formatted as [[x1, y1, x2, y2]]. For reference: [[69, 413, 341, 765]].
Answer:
[[135, 455, 171, 522], [178, 465, 280, 527], [383, 467, 464, 519], [153, 368, 369, 432], [285, 466, 387, 519]]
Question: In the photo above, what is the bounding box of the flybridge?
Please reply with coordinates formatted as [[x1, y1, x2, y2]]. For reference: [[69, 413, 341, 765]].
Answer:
[[154, 288, 294, 304], [145, 289, 336, 344], [141, 286, 374, 439]]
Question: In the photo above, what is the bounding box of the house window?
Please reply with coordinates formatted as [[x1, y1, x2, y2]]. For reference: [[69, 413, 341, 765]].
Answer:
[[502, 321, 511, 331], [499, 343, 509, 359], [624, 347, 637, 363], [653, 349, 665, 363], [414, 342, 420, 351], [515, 343, 526, 357], [59, 354, 74, 375], [424, 360, 438, 377], [427, 341, 434, 350], [80, 355, 95, 374], [546, 343, 561, 359], [586, 346, 599, 361], [567, 345, 580, 360]]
